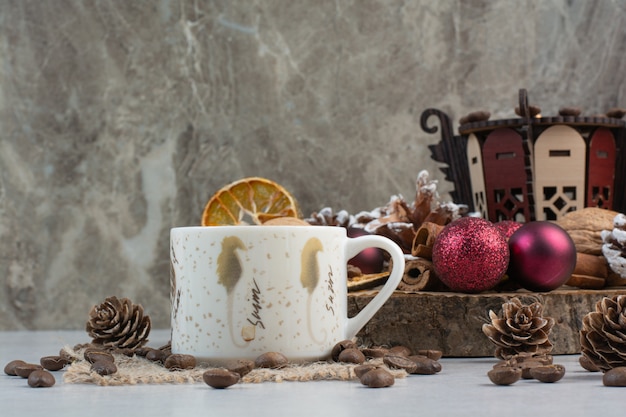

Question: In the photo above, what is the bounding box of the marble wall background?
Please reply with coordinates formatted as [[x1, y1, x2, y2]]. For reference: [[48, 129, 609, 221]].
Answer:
[[2, 0, 626, 330]]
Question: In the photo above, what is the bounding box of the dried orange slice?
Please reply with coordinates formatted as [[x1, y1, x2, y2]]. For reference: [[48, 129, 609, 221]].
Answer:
[[201, 177, 301, 226]]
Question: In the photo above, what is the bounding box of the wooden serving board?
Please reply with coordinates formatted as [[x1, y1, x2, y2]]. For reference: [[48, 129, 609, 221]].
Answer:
[[348, 287, 626, 357]]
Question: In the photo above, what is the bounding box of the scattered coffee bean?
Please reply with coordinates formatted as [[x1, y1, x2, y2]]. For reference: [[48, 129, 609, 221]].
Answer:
[[331, 340, 357, 362], [145, 348, 170, 364], [408, 356, 442, 375], [164, 354, 196, 371], [579, 355, 600, 372], [519, 359, 544, 379], [40, 356, 69, 371], [14, 363, 44, 378], [4, 360, 27, 376], [529, 364, 565, 383], [255, 352, 288, 369], [603, 367, 626, 386], [224, 359, 256, 377], [361, 347, 389, 358], [353, 364, 379, 379], [388, 345, 412, 357], [112, 348, 135, 357], [84, 350, 114, 364], [487, 366, 522, 385], [91, 360, 118, 376], [203, 368, 240, 389], [359, 368, 395, 388], [416, 349, 443, 361], [337, 348, 365, 364], [383, 355, 418, 374], [27, 369, 56, 388], [134, 346, 153, 357]]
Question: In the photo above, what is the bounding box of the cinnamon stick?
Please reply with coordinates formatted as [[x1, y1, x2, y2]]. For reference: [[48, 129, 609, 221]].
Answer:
[[397, 258, 447, 292]]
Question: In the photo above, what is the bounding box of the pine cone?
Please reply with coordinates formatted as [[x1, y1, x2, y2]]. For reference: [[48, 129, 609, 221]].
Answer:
[[86, 296, 151, 350], [580, 295, 626, 372], [601, 213, 626, 278], [482, 297, 555, 359]]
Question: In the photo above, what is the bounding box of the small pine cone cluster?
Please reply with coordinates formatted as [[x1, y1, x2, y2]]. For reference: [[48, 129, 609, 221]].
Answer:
[[482, 297, 555, 359], [601, 213, 626, 278], [305, 207, 354, 227], [86, 296, 151, 350], [580, 295, 626, 372]]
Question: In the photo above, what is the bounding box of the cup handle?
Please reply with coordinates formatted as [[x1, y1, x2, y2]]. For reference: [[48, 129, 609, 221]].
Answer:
[[344, 235, 405, 339]]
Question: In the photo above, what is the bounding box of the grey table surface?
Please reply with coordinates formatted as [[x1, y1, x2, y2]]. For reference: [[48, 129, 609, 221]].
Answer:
[[0, 329, 616, 417]]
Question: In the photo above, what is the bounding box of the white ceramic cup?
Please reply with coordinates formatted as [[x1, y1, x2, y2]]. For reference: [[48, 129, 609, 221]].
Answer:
[[170, 225, 404, 362]]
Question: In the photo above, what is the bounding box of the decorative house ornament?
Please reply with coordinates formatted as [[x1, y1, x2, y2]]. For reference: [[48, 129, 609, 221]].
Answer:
[[422, 89, 626, 222]]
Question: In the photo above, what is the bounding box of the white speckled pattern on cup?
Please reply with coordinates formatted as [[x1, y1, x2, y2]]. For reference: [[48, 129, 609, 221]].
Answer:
[[170, 226, 404, 362]]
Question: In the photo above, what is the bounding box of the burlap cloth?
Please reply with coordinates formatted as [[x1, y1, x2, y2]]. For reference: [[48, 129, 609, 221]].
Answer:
[[62, 346, 406, 386]]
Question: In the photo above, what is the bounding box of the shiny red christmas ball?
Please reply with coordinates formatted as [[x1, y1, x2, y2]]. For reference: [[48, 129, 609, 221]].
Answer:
[[432, 217, 509, 293], [508, 221, 576, 292], [347, 227, 384, 274], [494, 220, 523, 241]]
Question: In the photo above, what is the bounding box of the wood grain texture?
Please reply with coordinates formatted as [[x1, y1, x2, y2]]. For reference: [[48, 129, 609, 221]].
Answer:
[[348, 288, 626, 357]]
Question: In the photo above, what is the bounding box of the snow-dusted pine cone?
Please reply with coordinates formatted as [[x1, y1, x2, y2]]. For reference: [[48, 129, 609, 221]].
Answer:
[[601, 213, 626, 278], [482, 297, 555, 359], [580, 295, 626, 372], [86, 296, 151, 350]]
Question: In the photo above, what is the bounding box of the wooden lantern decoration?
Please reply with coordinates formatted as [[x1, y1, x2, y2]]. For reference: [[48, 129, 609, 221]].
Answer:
[[587, 127, 616, 209], [467, 134, 488, 219], [534, 125, 586, 220], [423, 89, 626, 222], [481, 128, 532, 222]]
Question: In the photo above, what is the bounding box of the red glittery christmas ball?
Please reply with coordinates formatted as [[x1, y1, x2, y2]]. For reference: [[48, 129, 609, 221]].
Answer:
[[494, 220, 523, 241], [508, 221, 576, 292], [432, 217, 509, 293]]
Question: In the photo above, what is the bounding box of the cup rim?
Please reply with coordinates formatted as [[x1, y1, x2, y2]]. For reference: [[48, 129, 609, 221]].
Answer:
[[170, 225, 348, 231]]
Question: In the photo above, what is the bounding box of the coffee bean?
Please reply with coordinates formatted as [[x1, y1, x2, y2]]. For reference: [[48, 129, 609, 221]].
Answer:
[[91, 360, 118, 376], [164, 354, 196, 371], [361, 347, 389, 358], [112, 348, 135, 357], [519, 359, 544, 379], [40, 356, 69, 371], [603, 367, 626, 386], [353, 364, 379, 379], [359, 368, 395, 388], [145, 348, 170, 364], [408, 356, 442, 375], [416, 349, 443, 361], [14, 363, 44, 378], [27, 370, 56, 388], [383, 355, 418, 374], [255, 352, 288, 369], [487, 366, 522, 385], [134, 346, 153, 357], [579, 355, 600, 372], [224, 359, 255, 377], [529, 364, 565, 383], [331, 340, 357, 362], [388, 345, 412, 357], [337, 348, 365, 364], [84, 350, 114, 364], [4, 359, 27, 376], [203, 368, 240, 388]]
